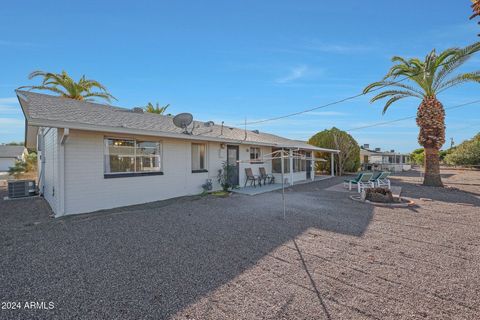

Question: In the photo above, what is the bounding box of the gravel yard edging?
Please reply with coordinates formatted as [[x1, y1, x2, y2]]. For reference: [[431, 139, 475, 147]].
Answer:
[[349, 194, 415, 207]]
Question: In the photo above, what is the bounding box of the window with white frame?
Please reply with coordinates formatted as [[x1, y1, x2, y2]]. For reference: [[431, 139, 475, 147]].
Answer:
[[191, 143, 207, 172], [250, 147, 261, 162], [104, 138, 162, 176], [272, 148, 289, 173]]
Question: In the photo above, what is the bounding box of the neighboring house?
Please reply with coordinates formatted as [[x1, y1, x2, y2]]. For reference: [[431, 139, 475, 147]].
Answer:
[[0, 145, 26, 172], [360, 144, 411, 172], [17, 90, 339, 217]]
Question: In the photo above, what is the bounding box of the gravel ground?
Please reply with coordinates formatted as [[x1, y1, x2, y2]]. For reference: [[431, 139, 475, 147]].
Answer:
[[0, 169, 479, 319]]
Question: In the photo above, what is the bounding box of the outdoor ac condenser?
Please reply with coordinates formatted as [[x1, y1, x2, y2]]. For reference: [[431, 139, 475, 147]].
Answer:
[[7, 180, 36, 198]]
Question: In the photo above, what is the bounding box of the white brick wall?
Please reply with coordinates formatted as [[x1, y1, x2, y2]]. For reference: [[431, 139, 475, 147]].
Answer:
[[237, 145, 273, 187], [62, 130, 231, 215], [40, 129, 289, 216]]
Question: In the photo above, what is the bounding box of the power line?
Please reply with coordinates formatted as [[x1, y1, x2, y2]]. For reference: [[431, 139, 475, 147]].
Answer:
[[295, 99, 480, 141], [240, 49, 479, 126], [345, 99, 480, 132]]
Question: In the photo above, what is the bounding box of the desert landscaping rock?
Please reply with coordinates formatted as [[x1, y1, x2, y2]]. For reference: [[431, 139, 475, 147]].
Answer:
[[1, 169, 479, 319]]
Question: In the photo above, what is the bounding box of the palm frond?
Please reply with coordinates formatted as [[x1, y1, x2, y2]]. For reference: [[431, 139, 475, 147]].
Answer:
[[17, 85, 67, 96], [437, 71, 480, 93], [82, 92, 115, 102], [382, 95, 411, 114], [370, 90, 421, 103], [20, 70, 116, 103], [433, 42, 480, 90]]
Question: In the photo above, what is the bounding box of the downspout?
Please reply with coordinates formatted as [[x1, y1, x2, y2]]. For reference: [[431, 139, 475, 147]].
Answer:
[[38, 128, 46, 195], [59, 128, 70, 216]]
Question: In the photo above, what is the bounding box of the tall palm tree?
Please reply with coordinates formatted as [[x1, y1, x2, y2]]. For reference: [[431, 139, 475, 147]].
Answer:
[[18, 70, 116, 103], [363, 43, 480, 187], [144, 102, 170, 114]]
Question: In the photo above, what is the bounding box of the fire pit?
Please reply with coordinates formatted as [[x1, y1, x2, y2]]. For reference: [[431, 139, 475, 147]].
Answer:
[[363, 187, 394, 203], [350, 187, 415, 207]]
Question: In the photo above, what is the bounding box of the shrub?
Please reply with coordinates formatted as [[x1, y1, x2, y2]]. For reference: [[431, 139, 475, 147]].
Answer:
[[444, 133, 480, 166], [308, 127, 360, 175], [8, 152, 37, 179]]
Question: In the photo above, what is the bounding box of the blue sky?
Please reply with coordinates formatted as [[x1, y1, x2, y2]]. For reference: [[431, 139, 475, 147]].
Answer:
[[1, 0, 479, 152]]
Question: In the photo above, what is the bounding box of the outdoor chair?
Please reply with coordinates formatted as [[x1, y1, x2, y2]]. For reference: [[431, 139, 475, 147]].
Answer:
[[244, 168, 260, 187], [369, 171, 382, 184], [259, 167, 274, 185], [343, 172, 362, 189], [374, 172, 391, 189], [344, 172, 374, 192]]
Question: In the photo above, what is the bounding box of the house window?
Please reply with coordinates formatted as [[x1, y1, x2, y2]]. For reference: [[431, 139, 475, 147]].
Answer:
[[104, 138, 162, 178], [272, 148, 289, 173], [191, 143, 207, 172], [250, 147, 261, 163], [292, 150, 306, 172]]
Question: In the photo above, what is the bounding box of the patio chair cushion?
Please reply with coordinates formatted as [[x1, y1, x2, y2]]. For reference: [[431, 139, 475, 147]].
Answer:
[[344, 172, 363, 184]]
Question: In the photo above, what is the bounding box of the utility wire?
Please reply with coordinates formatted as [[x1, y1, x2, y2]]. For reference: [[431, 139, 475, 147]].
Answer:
[[345, 99, 480, 132], [240, 50, 479, 126], [294, 98, 480, 141]]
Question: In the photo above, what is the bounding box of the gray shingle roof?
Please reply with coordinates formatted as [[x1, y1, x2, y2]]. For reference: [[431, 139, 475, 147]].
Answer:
[[16, 90, 338, 153], [0, 145, 25, 158]]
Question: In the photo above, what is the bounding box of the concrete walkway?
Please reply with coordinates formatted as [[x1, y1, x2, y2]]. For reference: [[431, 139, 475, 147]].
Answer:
[[232, 183, 284, 195], [232, 175, 335, 196]]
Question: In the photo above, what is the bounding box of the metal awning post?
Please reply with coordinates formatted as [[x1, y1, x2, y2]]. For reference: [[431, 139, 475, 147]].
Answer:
[[281, 148, 286, 220], [330, 153, 334, 176]]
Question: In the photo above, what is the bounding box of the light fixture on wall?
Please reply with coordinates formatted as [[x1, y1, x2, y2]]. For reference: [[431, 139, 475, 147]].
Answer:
[[246, 148, 249, 152], [220, 143, 225, 149]]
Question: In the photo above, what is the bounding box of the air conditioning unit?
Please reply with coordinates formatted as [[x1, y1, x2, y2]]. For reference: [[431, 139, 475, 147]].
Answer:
[[8, 180, 36, 198]]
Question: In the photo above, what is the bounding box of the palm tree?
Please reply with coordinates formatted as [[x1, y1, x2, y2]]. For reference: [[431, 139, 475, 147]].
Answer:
[[18, 70, 116, 103], [363, 43, 480, 187], [144, 102, 170, 115]]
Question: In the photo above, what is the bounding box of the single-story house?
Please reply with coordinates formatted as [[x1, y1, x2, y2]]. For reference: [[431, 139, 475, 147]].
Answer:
[[16, 90, 339, 217], [360, 144, 411, 172], [0, 145, 27, 172]]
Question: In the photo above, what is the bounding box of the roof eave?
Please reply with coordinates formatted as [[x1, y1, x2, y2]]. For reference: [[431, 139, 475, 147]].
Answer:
[[26, 117, 287, 147]]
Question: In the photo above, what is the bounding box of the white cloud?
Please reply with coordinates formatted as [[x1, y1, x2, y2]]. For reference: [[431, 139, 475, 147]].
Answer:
[[275, 65, 308, 84], [0, 97, 18, 104], [0, 118, 23, 125], [0, 40, 36, 47], [303, 40, 374, 54], [0, 105, 21, 114]]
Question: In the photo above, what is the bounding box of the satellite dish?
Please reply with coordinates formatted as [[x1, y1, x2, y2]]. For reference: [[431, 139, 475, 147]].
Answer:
[[173, 113, 194, 134], [204, 121, 214, 127]]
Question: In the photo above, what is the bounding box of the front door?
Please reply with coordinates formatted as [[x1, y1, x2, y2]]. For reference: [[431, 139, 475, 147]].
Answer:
[[227, 145, 239, 186], [306, 152, 312, 179]]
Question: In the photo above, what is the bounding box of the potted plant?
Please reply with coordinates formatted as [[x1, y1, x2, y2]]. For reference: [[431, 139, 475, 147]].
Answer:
[[217, 161, 235, 193]]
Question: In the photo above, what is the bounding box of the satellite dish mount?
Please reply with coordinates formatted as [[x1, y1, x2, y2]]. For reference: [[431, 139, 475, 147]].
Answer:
[[173, 113, 194, 134]]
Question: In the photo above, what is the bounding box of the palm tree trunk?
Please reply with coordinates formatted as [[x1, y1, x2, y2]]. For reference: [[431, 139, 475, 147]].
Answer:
[[416, 96, 445, 187], [423, 147, 443, 187]]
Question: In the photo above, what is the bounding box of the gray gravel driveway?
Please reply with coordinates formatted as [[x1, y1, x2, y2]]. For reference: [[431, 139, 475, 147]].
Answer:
[[1, 171, 479, 319]]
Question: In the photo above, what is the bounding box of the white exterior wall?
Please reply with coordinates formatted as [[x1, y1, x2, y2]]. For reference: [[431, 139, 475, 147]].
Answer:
[[39, 129, 316, 216], [237, 145, 273, 187], [60, 130, 232, 215], [272, 171, 307, 185], [0, 158, 16, 171], [41, 128, 60, 214]]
